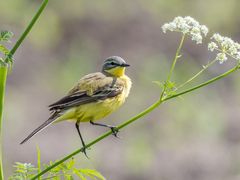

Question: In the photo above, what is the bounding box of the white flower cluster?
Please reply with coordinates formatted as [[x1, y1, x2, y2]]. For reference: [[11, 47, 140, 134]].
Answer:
[[162, 16, 208, 44], [208, 33, 240, 64]]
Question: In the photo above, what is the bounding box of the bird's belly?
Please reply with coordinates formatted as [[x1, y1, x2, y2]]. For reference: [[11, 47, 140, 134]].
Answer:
[[76, 95, 125, 122]]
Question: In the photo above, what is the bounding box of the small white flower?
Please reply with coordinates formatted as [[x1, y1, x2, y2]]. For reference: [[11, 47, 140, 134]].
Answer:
[[161, 16, 208, 44], [229, 46, 237, 56], [212, 33, 223, 42], [162, 24, 169, 33], [235, 52, 240, 60], [185, 16, 199, 27], [191, 27, 200, 34], [216, 53, 227, 64], [200, 25, 208, 36], [191, 33, 202, 44], [208, 33, 240, 63], [208, 42, 218, 51]]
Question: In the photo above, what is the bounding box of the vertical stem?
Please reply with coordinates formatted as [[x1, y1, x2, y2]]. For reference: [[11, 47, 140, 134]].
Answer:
[[0, 0, 49, 178], [166, 34, 185, 82], [160, 34, 185, 100], [0, 65, 8, 180]]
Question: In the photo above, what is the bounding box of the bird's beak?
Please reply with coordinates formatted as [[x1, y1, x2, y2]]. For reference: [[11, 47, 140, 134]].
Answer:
[[120, 63, 130, 67]]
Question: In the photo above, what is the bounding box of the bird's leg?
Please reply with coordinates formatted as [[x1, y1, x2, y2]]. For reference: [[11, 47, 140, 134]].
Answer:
[[75, 121, 88, 158], [90, 121, 119, 137]]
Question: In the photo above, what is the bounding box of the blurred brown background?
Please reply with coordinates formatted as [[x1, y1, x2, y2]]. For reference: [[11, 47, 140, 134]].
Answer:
[[1, 0, 240, 179]]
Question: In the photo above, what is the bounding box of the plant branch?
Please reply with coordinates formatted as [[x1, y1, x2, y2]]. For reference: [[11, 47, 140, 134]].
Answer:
[[0, 0, 49, 179], [166, 34, 185, 82], [30, 100, 163, 180], [31, 62, 239, 180], [177, 59, 218, 89], [0, 67, 8, 180], [160, 34, 185, 100], [7, 0, 49, 58], [163, 65, 239, 101]]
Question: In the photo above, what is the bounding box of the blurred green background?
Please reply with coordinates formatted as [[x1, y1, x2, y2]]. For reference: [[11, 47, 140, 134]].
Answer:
[[1, 0, 240, 179]]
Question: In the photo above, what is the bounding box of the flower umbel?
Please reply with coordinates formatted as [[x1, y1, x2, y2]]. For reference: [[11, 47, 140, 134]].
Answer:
[[208, 33, 240, 63], [162, 16, 208, 44]]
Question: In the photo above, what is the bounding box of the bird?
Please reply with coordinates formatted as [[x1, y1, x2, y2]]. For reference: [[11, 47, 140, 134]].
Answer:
[[20, 56, 132, 156]]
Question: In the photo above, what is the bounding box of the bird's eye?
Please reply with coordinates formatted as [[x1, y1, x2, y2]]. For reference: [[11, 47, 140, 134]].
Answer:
[[110, 62, 115, 65]]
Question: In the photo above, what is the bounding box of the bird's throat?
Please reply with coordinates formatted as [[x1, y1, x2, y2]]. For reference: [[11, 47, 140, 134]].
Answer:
[[105, 67, 125, 77]]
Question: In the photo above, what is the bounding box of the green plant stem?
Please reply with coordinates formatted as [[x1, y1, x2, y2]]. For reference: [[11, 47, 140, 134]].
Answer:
[[8, 0, 49, 58], [36, 145, 42, 180], [31, 63, 239, 180], [0, 66, 7, 180], [30, 100, 163, 180], [163, 65, 239, 101], [177, 59, 217, 89], [166, 34, 185, 82], [160, 34, 185, 100], [0, 0, 49, 179]]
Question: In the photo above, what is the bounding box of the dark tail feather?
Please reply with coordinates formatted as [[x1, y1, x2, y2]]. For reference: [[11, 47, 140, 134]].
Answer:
[[20, 112, 59, 144]]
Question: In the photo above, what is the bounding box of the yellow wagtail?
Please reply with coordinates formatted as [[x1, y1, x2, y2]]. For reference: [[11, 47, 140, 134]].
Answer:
[[20, 56, 131, 156]]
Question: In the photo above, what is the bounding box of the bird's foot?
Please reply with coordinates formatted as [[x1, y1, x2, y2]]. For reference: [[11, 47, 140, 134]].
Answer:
[[81, 146, 89, 158], [110, 126, 119, 138]]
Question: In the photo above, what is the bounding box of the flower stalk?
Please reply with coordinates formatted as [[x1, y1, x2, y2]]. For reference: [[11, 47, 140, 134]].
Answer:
[[166, 34, 185, 82], [177, 58, 218, 89]]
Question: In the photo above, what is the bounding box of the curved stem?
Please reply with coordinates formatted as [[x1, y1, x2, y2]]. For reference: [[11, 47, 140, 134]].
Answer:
[[177, 59, 217, 90]]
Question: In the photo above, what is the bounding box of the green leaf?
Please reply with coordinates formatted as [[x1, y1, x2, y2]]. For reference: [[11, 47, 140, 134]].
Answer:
[[73, 169, 87, 180], [66, 158, 75, 170], [165, 80, 176, 90], [152, 81, 164, 89], [0, 30, 13, 42], [0, 44, 9, 55], [80, 169, 106, 180], [36, 146, 41, 168], [9, 162, 37, 180], [36, 145, 42, 180]]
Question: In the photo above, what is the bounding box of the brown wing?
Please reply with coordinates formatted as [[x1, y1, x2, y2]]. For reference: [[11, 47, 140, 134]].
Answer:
[[49, 72, 123, 111]]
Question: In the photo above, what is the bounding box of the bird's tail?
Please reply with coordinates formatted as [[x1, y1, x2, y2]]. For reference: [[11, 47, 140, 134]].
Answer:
[[20, 112, 59, 144]]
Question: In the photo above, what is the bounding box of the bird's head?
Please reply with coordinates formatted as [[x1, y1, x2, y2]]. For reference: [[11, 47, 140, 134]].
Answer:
[[102, 56, 130, 77]]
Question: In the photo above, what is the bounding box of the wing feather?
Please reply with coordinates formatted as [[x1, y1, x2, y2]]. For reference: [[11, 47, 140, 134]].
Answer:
[[49, 72, 123, 111]]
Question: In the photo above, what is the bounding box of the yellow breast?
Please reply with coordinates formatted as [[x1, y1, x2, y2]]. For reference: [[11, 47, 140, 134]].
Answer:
[[55, 74, 132, 123], [76, 75, 132, 122]]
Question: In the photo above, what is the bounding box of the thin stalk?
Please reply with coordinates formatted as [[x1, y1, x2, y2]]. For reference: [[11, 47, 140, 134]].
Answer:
[[30, 100, 163, 180], [0, 0, 49, 178], [0, 66, 8, 180], [166, 34, 185, 82], [163, 65, 239, 101], [36, 145, 42, 180], [8, 0, 49, 58], [177, 59, 217, 89], [161, 34, 185, 100]]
